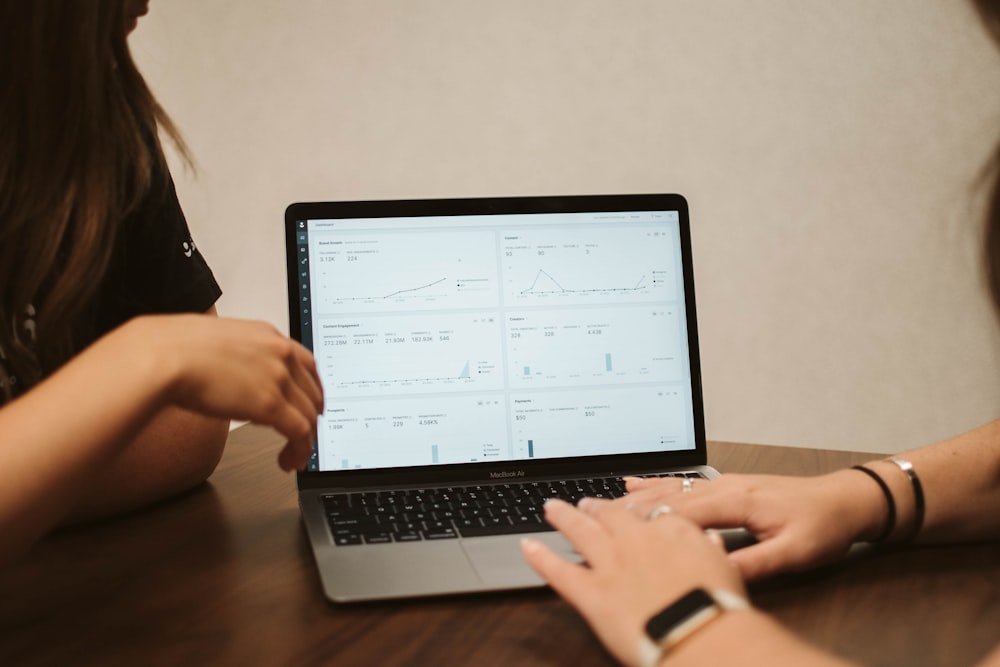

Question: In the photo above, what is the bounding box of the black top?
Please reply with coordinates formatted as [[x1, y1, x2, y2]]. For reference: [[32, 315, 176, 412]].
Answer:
[[90, 173, 222, 336], [1, 172, 222, 404]]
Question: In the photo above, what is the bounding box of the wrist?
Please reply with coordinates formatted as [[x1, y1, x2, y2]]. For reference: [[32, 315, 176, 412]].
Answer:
[[639, 588, 750, 667], [653, 607, 849, 667], [114, 316, 184, 408], [839, 459, 922, 544], [823, 467, 891, 544]]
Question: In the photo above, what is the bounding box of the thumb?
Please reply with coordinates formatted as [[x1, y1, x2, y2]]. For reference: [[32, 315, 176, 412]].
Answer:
[[727, 534, 800, 581]]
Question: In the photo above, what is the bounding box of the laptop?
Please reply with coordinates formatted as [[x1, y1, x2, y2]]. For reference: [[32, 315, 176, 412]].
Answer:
[[285, 193, 718, 602]]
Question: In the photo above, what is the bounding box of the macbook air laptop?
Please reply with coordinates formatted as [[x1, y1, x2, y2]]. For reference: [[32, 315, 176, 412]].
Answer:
[[285, 193, 718, 602]]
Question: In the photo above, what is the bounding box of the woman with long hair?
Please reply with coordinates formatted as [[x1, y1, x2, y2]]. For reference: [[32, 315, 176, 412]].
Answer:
[[522, 1, 1000, 665], [0, 0, 324, 564]]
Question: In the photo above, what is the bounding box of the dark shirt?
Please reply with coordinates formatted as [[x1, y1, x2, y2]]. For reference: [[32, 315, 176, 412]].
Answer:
[[90, 173, 222, 338], [1, 172, 222, 404]]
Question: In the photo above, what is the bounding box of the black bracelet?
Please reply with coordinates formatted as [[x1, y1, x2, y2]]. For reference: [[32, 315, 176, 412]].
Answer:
[[889, 458, 925, 542], [851, 465, 896, 542]]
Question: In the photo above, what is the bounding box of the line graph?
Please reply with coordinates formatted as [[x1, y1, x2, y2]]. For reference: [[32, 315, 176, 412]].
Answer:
[[336, 360, 472, 387], [336, 277, 449, 302], [501, 227, 677, 305], [309, 229, 499, 314], [521, 270, 648, 296], [316, 313, 504, 399]]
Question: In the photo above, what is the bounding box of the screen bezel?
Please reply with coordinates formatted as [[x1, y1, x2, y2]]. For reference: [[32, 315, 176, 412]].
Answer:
[[284, 193, 706, 490]]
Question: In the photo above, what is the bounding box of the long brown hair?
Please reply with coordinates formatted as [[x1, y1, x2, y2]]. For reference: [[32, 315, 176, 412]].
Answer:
[[0, 0, 189, 400], [974, 0, 1000, 311]]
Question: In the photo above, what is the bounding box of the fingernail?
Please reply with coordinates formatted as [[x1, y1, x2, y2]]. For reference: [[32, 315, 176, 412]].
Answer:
[[520, 537, 540, 553], [543, 498, 566, 508], [577, 497, 593, 509]]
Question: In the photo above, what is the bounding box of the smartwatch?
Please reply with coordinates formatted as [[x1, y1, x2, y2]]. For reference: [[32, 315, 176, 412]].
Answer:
[[637, 588, 750, 667]]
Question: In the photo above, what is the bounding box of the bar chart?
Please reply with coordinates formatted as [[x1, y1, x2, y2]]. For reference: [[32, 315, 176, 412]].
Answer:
[[505, 306, 682, 388], [318, 396, 508, 469], [509, 387, 690, 460]]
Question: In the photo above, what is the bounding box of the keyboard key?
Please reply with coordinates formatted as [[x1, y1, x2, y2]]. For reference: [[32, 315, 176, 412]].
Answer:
[[392, 530, 421, 542], [457, 520, 553, 538], [422, 526, 458, 540]]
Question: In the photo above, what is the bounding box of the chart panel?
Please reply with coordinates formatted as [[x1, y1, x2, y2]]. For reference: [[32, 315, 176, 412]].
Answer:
[[309, 229, 499, 314], [316, 313, 504, 398], [510, 387, 691, 460], [319, 396, 508, 469], [501, 226, 677, 306], [506, 306, 681, 388]]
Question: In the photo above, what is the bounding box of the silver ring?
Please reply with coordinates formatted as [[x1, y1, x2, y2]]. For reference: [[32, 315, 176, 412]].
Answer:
[[647, 505, 674, 521], [682, 478, 694, 493]]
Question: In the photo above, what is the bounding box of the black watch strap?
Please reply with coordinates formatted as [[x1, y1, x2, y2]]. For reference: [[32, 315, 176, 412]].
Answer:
[[639, 588, 749, 667]]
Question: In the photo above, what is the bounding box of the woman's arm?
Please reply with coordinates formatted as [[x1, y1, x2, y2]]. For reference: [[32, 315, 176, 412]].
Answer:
[[0, 314, 323, 565], [620, 419, 1000, 581], [61, 306, 229, 523], [525, 496, 1000, 667], [522, 498, 855, 667], [885, 419, 1000, 543], [59, 405, 229, 523]]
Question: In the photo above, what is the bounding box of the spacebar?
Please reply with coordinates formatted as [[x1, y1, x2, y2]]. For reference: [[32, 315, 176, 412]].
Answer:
[[457, 522, 554, 538]]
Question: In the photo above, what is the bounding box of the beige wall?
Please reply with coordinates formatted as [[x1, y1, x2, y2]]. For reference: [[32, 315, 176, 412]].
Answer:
[[132, 0, 1000, 453]]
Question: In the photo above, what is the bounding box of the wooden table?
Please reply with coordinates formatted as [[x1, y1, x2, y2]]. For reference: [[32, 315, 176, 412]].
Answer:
[[1, 425, 998, 666]]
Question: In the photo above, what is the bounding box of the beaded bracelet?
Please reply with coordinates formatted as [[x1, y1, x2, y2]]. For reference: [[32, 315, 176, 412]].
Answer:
[[888, 458, 925, 542], [851, 465, 896, 542]]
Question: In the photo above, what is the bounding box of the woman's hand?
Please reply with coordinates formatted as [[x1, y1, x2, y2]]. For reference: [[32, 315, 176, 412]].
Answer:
[[619, 472, 886, 581], [521, 497, 745, 667], [129, 315, 324, 471]]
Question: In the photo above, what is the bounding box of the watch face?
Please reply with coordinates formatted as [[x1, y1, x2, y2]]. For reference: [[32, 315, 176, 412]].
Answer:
[[645, 588, 715, 640]]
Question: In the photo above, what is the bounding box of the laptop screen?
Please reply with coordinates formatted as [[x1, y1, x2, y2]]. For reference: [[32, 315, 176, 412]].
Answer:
[[286, 195, 703, 475]]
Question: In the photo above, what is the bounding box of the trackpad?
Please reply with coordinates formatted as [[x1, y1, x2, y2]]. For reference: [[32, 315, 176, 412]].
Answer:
[[462, 532, 582, 587]]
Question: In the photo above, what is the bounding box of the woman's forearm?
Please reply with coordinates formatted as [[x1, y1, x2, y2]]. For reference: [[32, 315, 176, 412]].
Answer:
[[0, 319, 176, 563], [0, 312, 324, 565], [664, 608, 856, 667], [60, 407, 228, 524], [859, 420, 1000, 544]]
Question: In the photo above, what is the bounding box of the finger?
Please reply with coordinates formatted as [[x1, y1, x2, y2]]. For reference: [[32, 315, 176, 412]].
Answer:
[[576, 496, 614, 514], [726, 534, 799, 581], [619, 479, 688, 508], [669, 494, 753, 530], [290, 343, 325, 412], [282, 374, 321, 434], [577, 497, 653, 541], [626, 478, 753, 529], [580, 496, 650, 529], [277, 442, 297, 471], [543, 499, 617, 568], [623, 476, 667, 493], [520, 537, 594, 608], [618, 484, 689, 521], [256, 393, 314, 454], [278, 436, 312, 471]]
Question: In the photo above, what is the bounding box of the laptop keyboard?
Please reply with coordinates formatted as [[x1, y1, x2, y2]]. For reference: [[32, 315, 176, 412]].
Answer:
[[322, 472, 705, 546]]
